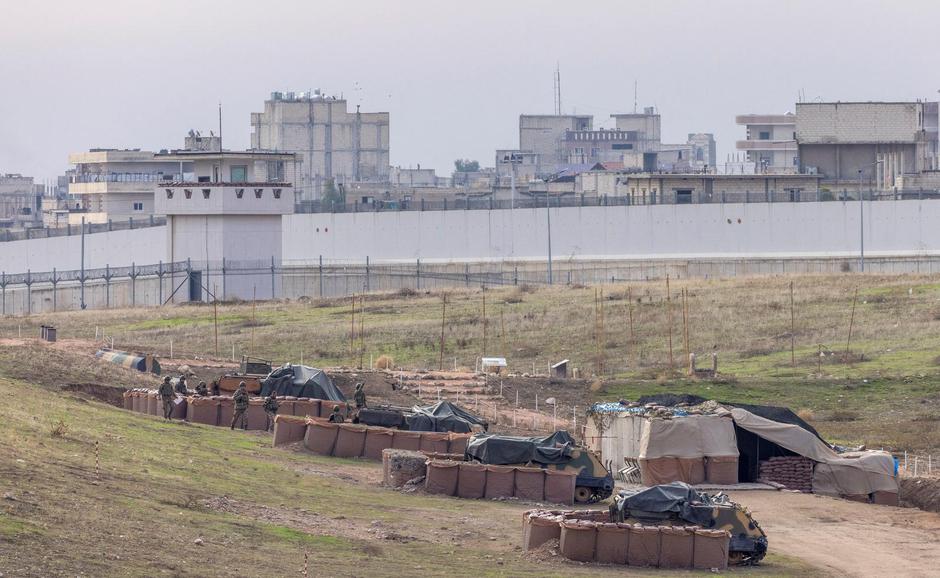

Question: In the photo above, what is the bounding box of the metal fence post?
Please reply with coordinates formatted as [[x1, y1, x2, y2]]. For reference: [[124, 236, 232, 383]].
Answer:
[[105, 264, 110, 308], [416, 258, 421, 290], [129, 217, 134, 230], [271, 255, 276, 299], [221, 257, 226, 299], [365, 256, 370, 292], [319, 255, 323, 298], [25, 270, 31, 315], [52, 268, 57, 312], [130, 262, 136, 307], [158, 261, 164, 305], [1, 272, 5, 316]]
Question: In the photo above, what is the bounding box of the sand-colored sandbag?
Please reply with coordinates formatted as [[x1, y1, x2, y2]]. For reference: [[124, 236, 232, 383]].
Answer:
[[218, 396, 234, 426], [514, 467, 545, 502], [186, 396, 217, 425], [692, 528, 730, 570], [392, 430, 422, 452], [296, 398, 321, 418], [170, 395, 188, 419], [658, 526, 694, 569], [362, 427, 395, 461], [122, 390, 133, 411], [560, 520, 597, 562], [447, 433, 471, 456], [147, 392, 159, 416], [544, 469, 577, 505], [677, 458, 706, 485], [640, 457, 682, 486], [420, 451, 465, 461], [383, 449, 427, 487], [334, 423, 368, 458], [244, 398, 266, 430], [484, 465, 516, 499], [273, 415, 308, 446], [457, 462, 487, 499], [425, 460, 460, 496], [523, 511, 562, 552], [705, 455, 739, 485], [627, 524, 661, 567], [304, 420, 339, 455], [419, 432, 450, 454], [594, 523, 629, 564], [872, 490, 899, 506], [130, 390, 141, 413]]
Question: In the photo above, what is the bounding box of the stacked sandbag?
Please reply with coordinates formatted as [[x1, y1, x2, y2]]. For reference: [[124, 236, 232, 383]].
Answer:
[[383, 449, 427, 488], [304, 419, 339, 455], [333, 424, 368, 458], [758, 456, 814, 492], [425, 460, 460, 496], [246, 398, 267, 430], [318, 401, 347, 420], [594, 523, 630, 564], [447, 433, 471, 456], [122, 390, 133, 410], [560, 520, 597, 562], [130, 390, 143, 413], [170, 395, 188, 419], [627, 524, 661, 567], [692, 528, 730, 571], [272, 415, 308, 446], [522, 510, 564, 552], [544, 469, 578, 505], [658, 526, 694, 569], [187, 396, 219, 425], [514, 467, 545, 501], [676, 458, 706, 485], [218, 396, 234, 426], [420, 452, 464, 461], [872, 490, 899, 506], [391, 430, 422, 452], [147, 391, 159, 416], [363, 428, 395, 461], [483, 465, 515, 499], [705, 455, 739, 485], [419, 432, 450, 454], [456, 462, 487, 499], [295, 398, 321, 418], [279, 396, 297, 416]]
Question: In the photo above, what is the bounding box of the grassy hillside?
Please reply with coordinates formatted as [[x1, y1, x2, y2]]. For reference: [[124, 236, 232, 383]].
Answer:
[[0, 376, 812, 577]]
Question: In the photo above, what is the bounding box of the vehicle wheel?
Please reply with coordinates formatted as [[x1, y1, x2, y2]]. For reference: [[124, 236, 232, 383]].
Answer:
[[574, 486, 594, 503]]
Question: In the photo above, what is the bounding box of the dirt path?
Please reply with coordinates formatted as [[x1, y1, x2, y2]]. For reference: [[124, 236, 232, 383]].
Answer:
[[729, 490, 940, 577]]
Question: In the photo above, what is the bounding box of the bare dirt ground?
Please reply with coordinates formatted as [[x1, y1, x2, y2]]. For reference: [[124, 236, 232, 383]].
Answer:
[[727, 490, 940, 577]]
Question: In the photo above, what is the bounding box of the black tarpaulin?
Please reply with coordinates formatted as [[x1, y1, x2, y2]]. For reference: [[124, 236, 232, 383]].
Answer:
[[408, 400, 487, 433], [614, 482, 714, 527], [259, 364, 346, 402], [465, 431, 576, 465], [358, 408, 406, 428]]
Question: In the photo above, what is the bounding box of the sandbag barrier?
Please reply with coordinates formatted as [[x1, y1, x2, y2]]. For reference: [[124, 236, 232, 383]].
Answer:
[[523, 510, 730, 570], [121, 389, 343, 432], [639, 455, 740, 486], [425, 460, 578, 505], [298, 420, 472, 459]]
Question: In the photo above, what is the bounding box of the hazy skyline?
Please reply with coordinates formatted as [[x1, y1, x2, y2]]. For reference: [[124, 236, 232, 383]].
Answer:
[[2, 0, 939, 181]]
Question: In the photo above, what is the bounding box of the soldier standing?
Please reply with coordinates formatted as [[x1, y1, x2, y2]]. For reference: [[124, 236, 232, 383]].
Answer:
[[210, 380, 221, 396], [231, 381, 250, 430], [158, 376, 175, 420], [354, 382, 367, 409], [328, 405, 345, 424], [263, 392, 280, 432]]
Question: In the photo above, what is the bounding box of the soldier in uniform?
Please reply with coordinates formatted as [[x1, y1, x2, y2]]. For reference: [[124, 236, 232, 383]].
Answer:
[[231, 381, 250, 430], [195, 381, 208, 396], [328, 405, 345, 423], [210, 380, 221, 396], [263, 391, 279, 432], [158, 375, 175, 420], [354, 383, 367, 409], [175, 374, 188, 395]]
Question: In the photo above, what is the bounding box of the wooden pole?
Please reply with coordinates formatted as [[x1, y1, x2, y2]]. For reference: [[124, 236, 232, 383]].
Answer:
[[500, 307, 506, 356], [845, 286, 858, 357], [250, 286, 256, 355], [358, 295, 365, 370], [789, 281, 795, 366], [627, 286, 636, 362], [681, 288, 690, 367], [213, 284, 219, 357], [599, 288, 605, 375], [666, 275, 674, 370], [482, 285, 487, 357], [350, 293, 356, 365], [439, 293, 447, 371]]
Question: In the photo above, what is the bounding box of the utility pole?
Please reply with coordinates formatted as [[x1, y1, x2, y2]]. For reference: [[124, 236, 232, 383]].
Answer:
[[546, 194, 553, 284], [439, 293, 447, 371], [80, 216, 86, 309], [858, 169, 865, 272]]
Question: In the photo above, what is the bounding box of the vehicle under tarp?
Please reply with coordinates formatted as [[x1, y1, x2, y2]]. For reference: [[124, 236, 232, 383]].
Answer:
[[613, 482, 716, 527], [259, 364, 346, 402], [466, 431, 577, 465], [408, 400, 487, 433]]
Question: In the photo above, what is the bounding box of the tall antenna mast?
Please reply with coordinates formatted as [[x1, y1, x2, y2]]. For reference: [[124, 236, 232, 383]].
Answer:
[[634, 80, 638, 114], [218, 102, 223, 152], [554, 63, 562, 115]]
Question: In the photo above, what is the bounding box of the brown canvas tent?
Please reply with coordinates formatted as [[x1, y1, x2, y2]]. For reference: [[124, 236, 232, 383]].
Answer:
[[638, 414, 738, 486]]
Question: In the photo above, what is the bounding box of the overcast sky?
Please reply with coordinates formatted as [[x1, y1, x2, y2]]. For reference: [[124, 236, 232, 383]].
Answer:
[[1, 0, 938, 182]]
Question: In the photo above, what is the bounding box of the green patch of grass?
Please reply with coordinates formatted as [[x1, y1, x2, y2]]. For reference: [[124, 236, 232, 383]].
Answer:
[[0, 514, 42, 538]]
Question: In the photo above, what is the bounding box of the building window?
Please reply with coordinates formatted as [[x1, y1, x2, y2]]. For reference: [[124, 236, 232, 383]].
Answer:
[[133, 202, 144, 211], [267, 160, 285, 182], [235, 188, 244, 199], [230, 165, 247, 183], [273, 188, 282, 199], [184, 189, 192, 199], [165, 189, 174, 199], [759, 131, 771, 140], [676, 189, 693, 204], [591, 148, 599, 157], [612, 143, 633, 150], [202, 189, 211, 199], [574, 147, 584, 155], [254, 188, 263, 199]]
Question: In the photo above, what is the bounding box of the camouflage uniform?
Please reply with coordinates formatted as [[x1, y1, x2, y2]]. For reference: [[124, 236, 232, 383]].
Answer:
[[263, 394, 280, 432], [231, 384, 250, 430], [328, 405, 345, 424], [158, 377, 175, 420], [175, 375, 188, 395], [354, 383, 367, 409], [195, 381, 208, 396]]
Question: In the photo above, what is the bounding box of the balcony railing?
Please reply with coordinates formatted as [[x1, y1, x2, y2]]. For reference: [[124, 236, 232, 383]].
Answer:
[[70, 173, 183, 184], [736, 140, 798, 151]]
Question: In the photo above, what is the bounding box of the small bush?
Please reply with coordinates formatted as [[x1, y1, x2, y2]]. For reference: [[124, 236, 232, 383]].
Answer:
[[829, 410, 859, 422], [840, 261, 852, 273], [589, 379, 605, 393], [396, 287, 418, 297], [504, 293, 524, 304], [797, 408, 815, 422], [375, 355, 394, 369], [50, 419, 69, 438], [518, 283, 537, 294]]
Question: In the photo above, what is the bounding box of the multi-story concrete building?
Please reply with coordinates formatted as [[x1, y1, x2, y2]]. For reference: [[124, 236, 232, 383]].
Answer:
[[0, 173, 41, 229], [497, 115, 592, 180], [250, 90, 390, 200], [796, 102, 939, 189], [735, 113, 798, 173], [687, 133, 717, 170], [67, 149, 182, 224]]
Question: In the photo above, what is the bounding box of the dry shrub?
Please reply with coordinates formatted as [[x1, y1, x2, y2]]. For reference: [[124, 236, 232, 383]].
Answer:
[[504, 292, 524, 304], [50, 419, 69, 438], [396, 287, 418, 298], [589, 379, 605, 393], [375, 355, 394, 369], [518, 283, 537, 294], [797, 408, 815, 422], [829, 409, 859, 422]]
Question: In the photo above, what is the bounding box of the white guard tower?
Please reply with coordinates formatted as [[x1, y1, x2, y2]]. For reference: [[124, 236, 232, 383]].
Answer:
[[153, 150, 297, 302]]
